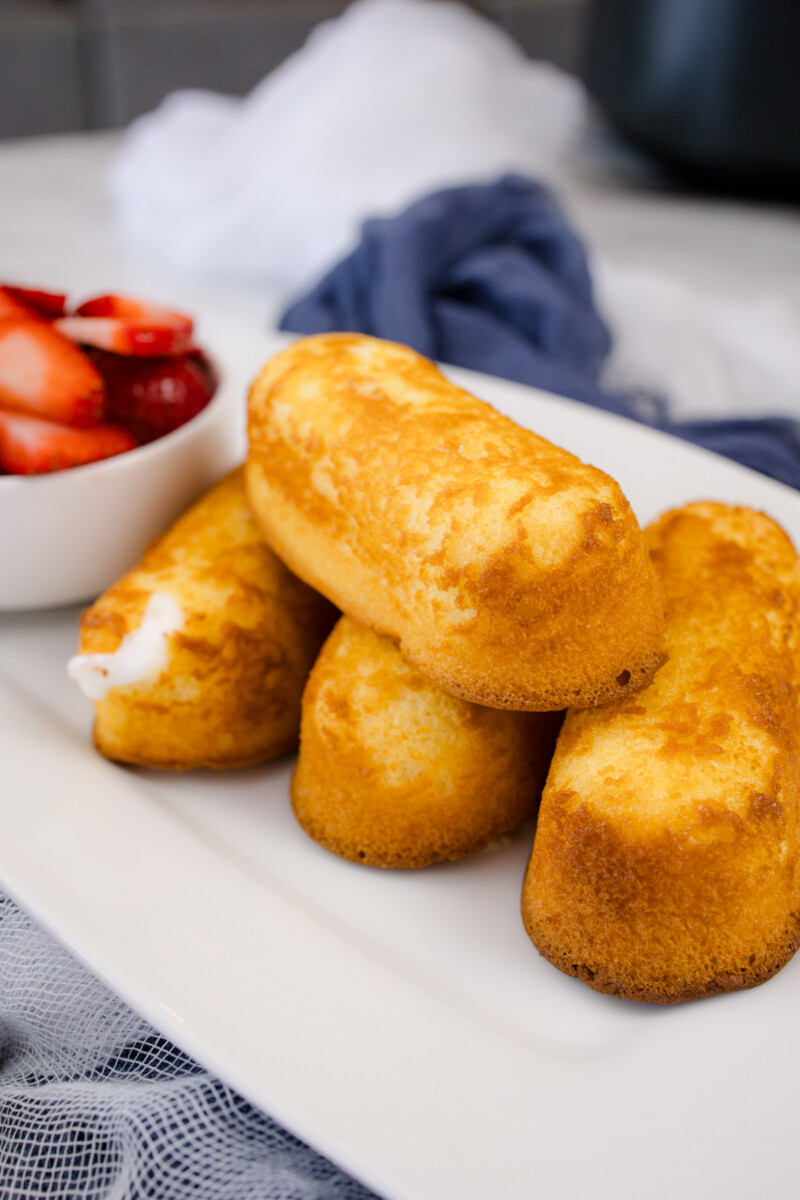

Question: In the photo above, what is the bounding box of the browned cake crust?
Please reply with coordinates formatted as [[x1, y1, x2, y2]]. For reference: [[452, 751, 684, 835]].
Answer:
[[77, 468, 337, 769], [246, 333, 666, 712], [292, 616, 561, 867], [522, 502, 800, 1003]]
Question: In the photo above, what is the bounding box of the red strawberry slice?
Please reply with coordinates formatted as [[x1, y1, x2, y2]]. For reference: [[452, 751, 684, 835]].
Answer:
[[0, 407, 136, 474], [0, 319, 106, 426], [0, 288, 42, 323], [75, 293, 193, 335], [55, 315, 193, 356], [88, 349, 214, 443], [56, 293, 195, 357], [1, 285, 67, 320]]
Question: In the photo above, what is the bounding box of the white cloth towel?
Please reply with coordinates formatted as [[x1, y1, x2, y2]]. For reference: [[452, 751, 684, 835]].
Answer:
[[110, 0, 800, 424], [597, 259, 800, 422], [110, 0, 584, 294]]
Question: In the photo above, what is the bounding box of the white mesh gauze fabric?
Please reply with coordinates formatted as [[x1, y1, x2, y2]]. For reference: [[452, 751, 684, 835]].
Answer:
[[0, 895, 378, 1200]]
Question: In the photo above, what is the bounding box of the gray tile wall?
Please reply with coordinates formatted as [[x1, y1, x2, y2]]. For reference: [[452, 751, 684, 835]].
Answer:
[[491, 0, 589, 74], [0, 0, 588, 138], [79, 1, 352, 130], [0, 2, 84, 138]]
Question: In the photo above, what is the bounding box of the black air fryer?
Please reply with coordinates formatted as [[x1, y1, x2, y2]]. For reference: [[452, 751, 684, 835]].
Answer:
[[584, 0, 800, 192]]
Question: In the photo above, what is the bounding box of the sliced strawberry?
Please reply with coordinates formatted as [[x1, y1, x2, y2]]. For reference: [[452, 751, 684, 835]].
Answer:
[[0, 319, 106, 426], [58, 293, 195, 356], [55, 315, 193, 357], [1, 285, 67, 320], [0, 407, 136, 474], [88, 349, 214, 443], [75, 293, 193, 335], [0, 288, 42, 323]]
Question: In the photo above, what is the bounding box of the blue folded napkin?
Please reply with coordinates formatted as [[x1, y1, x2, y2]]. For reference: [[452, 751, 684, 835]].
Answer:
[[281, 175, 800, 489]]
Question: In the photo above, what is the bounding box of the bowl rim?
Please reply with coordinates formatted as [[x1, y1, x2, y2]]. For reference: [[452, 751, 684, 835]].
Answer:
[[0, 351, 227, 491]]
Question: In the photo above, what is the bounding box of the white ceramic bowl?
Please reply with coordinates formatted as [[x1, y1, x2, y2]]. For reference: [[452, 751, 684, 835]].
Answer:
[[0, 353, 242, 611]]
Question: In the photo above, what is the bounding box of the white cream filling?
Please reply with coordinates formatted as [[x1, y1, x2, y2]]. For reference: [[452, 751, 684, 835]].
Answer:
[[67, 591, 184, 702]]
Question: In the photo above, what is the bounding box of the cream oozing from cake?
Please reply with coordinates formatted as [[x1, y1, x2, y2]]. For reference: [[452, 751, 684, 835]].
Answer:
[[67, 591, 184, 701]]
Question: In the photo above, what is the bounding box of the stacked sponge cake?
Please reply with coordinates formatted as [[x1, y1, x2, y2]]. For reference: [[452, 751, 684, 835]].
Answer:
[[246, 334, 800, 1002], [73, 332, 800, 1004], [245, 333, 667, 711], [246, 333, 667, 869]]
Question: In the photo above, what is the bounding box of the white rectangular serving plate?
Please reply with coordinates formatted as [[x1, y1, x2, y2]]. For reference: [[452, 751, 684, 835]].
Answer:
[[2, 327, 800, 1200]]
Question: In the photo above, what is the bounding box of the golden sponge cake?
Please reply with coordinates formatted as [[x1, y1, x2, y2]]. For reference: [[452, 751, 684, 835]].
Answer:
[[70, 468, 336, 769], [522, 502, 800, 1003], [292, 615, 561, 867], [246, 333, 666, 712]]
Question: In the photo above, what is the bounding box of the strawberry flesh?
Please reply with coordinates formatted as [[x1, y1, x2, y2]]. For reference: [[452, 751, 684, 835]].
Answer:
[[75, 293, 193, 335], [88, 349, 214, 443], [0, 407, 136, 474], [55, 315, 193, 357], [0, 318, 106, 426], [0, 289, 210, 470], [0, 288, 43, 323], [1, 285, 67, 320]]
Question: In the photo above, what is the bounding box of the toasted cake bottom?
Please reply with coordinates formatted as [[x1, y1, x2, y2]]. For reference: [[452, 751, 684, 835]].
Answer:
[[292, 616, 561, 868]]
